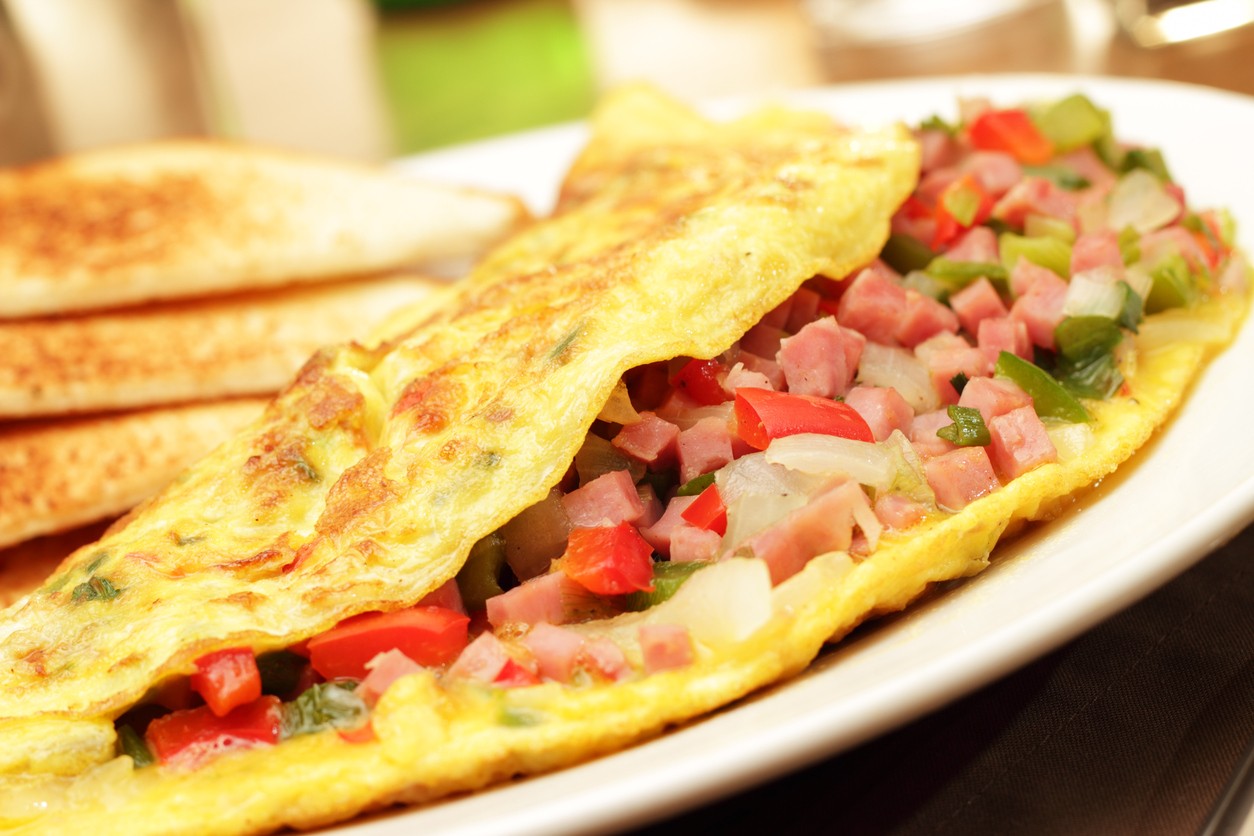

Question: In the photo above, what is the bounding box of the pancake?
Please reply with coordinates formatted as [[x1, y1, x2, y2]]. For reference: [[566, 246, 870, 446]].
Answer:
[[0, 275, 444, 419], [0, 399, 266, 551], [0, 140, 526, 318], [0, 85, 1245, 836]]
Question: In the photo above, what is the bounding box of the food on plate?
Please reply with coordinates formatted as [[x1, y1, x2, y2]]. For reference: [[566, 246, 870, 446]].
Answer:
[[0, 140, 527, 318], [0, 85, 1246, 834], [0, 399, 267, 551], [0, 524, 112, 609], [0, 275, 443, 419]]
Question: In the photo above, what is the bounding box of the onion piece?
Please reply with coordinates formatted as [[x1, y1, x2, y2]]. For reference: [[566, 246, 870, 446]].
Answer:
[[851, 495, 883, 552], [574, 433, 643, 485], [1123, 263, 1154, 302], [597, 380, 641, 425], [1063, 267, 1125, 319], [856, 343, 940, 414], [1045, 421, 1094, 463], [1136, 311, 1234, 352], [764, 433, 894, 492], [1107, 169, 1179, 234], [646, 558, 773, 647], [499, 488, 571, 582], [714, 452, 826, 506]]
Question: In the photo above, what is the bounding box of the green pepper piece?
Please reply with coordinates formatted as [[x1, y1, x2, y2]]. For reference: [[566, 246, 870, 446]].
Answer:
[[621, 561, 709, 612], [1031, 93, 1109, 153], [1118, 226, 1141, 265], [674, 471, 716, 497], [995, 351, 1089, 423], [999, 232, 1073, 279], [925, 258, 1009, 295], [1055, 315, 1123, 362], [1121, 147, 1172, 182], [1021, 164, 1090, 191], [1024, 214, 1077, 244], [1116, 282, 1145, 333], [117, 724, 154, 768], [457, 532, 509, 611], [1145, 253, 1197, 313], [880, 233, 936, 275], [281, 682, 367, 740], [936, 405, 990, 447]]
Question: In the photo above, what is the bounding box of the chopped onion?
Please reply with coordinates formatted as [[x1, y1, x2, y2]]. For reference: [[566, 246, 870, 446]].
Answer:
[[1107, 169, 1179, 234], [1063, 267, 1125, 319], [879, 430, 937, 506], [722, 491, 810, 551], [1123, 263, 1154, 302], [658, 401, 734, 432], [1136, 313, 1233, 352], [771, 552, 854, 615], [764, 433, 894, 492], [715, 452, 825, 505], [856, 343, 940, 414], [647, 558, 773, 647], [499, 488, 571, 581], [597, 380, 641, 425], [574, 433, 643, 485], [1045, 421, 1094, 463]]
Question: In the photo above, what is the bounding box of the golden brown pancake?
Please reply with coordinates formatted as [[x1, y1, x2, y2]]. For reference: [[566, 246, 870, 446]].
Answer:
[[0, 140, 527, 318]]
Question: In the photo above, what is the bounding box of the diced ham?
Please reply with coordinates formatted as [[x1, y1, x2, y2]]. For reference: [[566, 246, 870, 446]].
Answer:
[[964, 151, 1022, 198], [1055, 147, 1116, 190], [892, 202, 937, 245], [582, 637, 631, 682], [612, 411, 680, 470], [740, 323, 787, 358], [896, 290, 960, 348], [446, 632, 512, 684], [743, 480, 869, 584], [957, 376, 1033, 424], [670, 525, 723, 563], [977, 316, 1032, 361], [944, 225, 1000, 264], [636, 483, 664, 529], [785, 287, 823, 332], [917, 167, 961, 205], [639, 495, 698, 557], [638, 624, 695, 674], [925, 345, 992, 404], [987, 405, 1058, 480], [521, 622, 587, 683], [1140, 225, 1209, 273], [777, 317, 862, 399], [723, 362, 772, 393], [845, 385, 915, 442], [917, 128, 963, 173], [1010, 268, 1069, 350], [948, 277, 1009, 336], [1071, 230, 1124, 277], [486, 571, 582, 627], [836, 267, 907, 345], [992, 176, 1079, 228], [914, 331, 971, 362], [909, 409, 960, 459], [873, 493, 930, 530], [924, 447, 1001, 511], [417, 578, 465, 614], [357, 649, 423, 707], [677, 417, 735, 484], [561, 469, 644, 528], [737, 352, 786, 391], [1009, 256, 1063, 298]]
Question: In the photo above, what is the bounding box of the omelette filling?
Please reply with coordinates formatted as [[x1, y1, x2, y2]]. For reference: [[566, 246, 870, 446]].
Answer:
[[114, 93, 1248, 769]]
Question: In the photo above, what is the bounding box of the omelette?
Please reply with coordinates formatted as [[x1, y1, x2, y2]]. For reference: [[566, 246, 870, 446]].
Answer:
[[0, 86, 1247, 835]]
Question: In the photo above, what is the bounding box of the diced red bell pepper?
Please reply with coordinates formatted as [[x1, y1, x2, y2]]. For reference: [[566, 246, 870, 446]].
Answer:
[[967, 109, 1054, 165], [680, 484, 728, 536], [493, 658, 541, 688], [307, 605, 470, 680], [560, 522, 655, 596], [190, 647, 262, 718], [734, 387, 873, 450], [146, 695, 282, 765], [670, 358, 728, 406]]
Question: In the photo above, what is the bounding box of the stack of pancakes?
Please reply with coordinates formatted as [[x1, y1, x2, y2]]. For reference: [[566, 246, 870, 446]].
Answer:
[[0, 141, 526, 604]]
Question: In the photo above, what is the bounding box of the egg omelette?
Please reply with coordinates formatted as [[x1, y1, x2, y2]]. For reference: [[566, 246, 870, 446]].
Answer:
[[0, 85, 1246, 833]]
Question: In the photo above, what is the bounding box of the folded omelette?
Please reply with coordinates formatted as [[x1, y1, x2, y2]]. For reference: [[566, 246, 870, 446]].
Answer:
[[0, 86, 1246, 833]]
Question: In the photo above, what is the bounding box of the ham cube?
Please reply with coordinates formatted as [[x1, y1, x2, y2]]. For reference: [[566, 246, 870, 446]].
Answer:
[[785, 287, 823, 332], [638, 624, 695, 674], [486, 571, 583, 628], [521, 622, 587, 683], [845, 385, 915, 442], [612, 411, 680, 470], [909, 409, 959, 459], [1009, 255, 1064, 298], [561, 469, 645, 528], [582, 638, 631, 682], [1010, 269, 1069, 350], [873, 493, 930, 530], [446, 632, 513, 684], [896, 290, 960, 348], [777, 317, 862, 399], [357, 650, 423, 707], [948, 277, 1009, 336], [992, 176, 1079, 228], [670, 526, 723, 563], [836, 267, 907, 345], [677, 417, 734, 484], [988, 405, 1058, 480], [957, 376, 1033, 424], [924, 447, 1001, 510], [737, 352, 786, 391], [639, 495, 698, 557], [964, 151, 1022, 199], [1071, 230, 1124, 278], [723, 362, 772, 394], [944, 225, 1000, 264], [744, 480, 869, 584], [977, 316, 1032, 361], [925, 345, 992, 405]]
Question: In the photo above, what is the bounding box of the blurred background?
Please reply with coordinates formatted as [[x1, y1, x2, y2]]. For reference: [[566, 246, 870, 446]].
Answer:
[[1, 0, 1253, 166]]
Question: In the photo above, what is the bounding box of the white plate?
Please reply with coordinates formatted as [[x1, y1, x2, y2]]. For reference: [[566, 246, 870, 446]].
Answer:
[[359, 75, 1254, 835]]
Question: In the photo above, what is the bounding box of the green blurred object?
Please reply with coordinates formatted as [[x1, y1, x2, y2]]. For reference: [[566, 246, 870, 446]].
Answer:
[[376, 0, 596, 153]]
